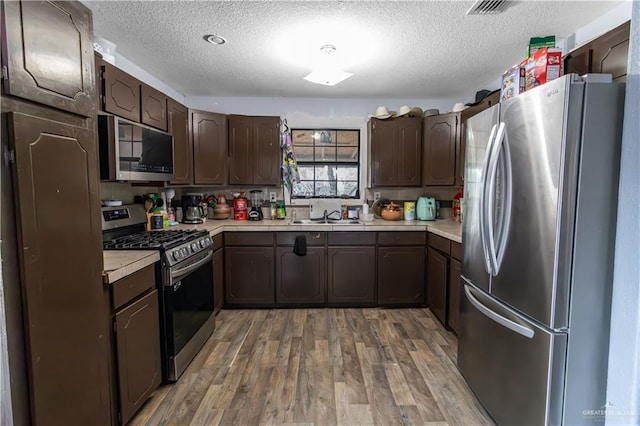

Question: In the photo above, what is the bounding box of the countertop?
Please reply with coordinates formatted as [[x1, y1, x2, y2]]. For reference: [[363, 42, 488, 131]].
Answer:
[[103, 218, 462, 283]]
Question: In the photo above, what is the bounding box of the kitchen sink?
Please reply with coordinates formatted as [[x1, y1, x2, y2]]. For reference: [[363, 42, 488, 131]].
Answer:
[[289, 219, 362, 225]]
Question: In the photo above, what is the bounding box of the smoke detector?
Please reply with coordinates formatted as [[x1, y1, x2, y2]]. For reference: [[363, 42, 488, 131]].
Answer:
[[467, 0, 511, 15]]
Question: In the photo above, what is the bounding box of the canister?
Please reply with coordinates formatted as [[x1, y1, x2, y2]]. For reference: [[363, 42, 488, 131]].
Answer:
[[404, 201, 416, 221]]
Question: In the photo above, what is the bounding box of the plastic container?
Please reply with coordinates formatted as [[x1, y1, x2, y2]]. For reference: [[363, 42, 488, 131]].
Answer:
[[403, 201, 416, 221]]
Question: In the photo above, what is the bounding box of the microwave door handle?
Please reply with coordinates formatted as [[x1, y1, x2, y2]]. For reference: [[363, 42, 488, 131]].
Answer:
[[464, 284, 534, 339], [479, 124, 498, 275], [171, 250, 213, 281]]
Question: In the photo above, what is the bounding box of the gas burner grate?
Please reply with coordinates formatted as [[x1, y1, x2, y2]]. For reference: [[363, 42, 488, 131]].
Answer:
[[103, 229, 208, 250]]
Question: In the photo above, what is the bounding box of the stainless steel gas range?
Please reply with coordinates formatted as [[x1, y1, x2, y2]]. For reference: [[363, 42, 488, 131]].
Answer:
[[102, 204, 215, 382]]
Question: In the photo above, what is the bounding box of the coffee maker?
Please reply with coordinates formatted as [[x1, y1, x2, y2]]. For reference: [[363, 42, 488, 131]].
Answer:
[[248, 190, 263, 221], [182, 194, 204, 224]]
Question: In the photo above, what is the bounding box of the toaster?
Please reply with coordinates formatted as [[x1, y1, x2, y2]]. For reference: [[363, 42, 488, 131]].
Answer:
[[416, 196, 436, 221]]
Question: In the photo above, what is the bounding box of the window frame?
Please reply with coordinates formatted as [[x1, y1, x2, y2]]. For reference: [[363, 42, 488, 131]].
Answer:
[[289, 127, 361, 200]]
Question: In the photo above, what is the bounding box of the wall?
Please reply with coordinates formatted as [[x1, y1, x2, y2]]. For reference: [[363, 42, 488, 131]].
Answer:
[[606, 1, 640, 424]]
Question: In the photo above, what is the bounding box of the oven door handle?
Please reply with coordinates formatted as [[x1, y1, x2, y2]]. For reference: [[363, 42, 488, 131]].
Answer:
[[171, 250, 213, 281]]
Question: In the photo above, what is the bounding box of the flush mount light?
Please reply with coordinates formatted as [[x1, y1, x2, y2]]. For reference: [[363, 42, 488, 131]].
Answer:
[[203, 34, 226, 45], [303, 44, 353, 86]]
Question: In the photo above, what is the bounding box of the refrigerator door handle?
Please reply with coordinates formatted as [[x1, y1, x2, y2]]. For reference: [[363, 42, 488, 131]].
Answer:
[[486, 122, 506, 275], [464, 284, 535, 339], [495, 125, 513, 272], [479, 124, 498, 275]]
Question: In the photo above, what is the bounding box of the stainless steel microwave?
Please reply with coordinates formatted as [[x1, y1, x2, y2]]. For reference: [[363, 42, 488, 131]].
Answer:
[[98, 114, 174, 181]]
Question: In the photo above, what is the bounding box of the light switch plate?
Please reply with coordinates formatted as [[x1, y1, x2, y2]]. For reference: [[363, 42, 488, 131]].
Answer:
[[269, 192, 277, 202], [374, 192, 381, 201]]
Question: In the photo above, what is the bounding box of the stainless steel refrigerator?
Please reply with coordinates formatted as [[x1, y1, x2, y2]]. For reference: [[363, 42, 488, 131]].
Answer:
[[457, 74, 626, 425]]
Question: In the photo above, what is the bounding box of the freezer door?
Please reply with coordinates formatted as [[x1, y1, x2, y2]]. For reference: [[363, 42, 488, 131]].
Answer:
[[490, 76, 585, 329], [461, 104, 499, 292], [458, 281, 567, 426]]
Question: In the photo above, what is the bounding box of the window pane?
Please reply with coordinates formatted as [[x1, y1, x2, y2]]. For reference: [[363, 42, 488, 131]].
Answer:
[[292, 181, 314, 197], [315, 146, 336, 162], [298, 165, 315, 180], [295, 146, 314, 162], [315, 165, 338, 181], [337, 130, 358, 146], [337, 181, 358, 197], [315, 181, 337, 197], [337, 147, 358, 162], [292, 130, 314, 146], [336, 166, 358, 181], [314, 130, 336, 145]]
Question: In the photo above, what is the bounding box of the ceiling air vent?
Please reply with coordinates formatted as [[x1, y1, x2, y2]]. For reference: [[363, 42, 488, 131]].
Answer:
[[466, 0, 511, 15]]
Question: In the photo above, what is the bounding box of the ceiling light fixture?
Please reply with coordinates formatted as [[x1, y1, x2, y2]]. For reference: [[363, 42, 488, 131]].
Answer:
[[303, 44, 353, 86], [203, 34, 226, 45]]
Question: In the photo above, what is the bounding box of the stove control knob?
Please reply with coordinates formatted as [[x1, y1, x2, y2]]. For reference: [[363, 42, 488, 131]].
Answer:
[[182, 248, 189, 257], [199, 239, 206, 248], [191, 242, 198, 252], [207, 237, 213, 246], [173, 250, 180, 261]]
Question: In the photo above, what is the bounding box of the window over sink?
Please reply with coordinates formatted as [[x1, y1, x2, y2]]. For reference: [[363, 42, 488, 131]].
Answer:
[[291, 128, 360, 199]]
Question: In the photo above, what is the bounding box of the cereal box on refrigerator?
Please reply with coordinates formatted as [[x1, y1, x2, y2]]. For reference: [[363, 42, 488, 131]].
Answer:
[[524, 47, 563, 91]]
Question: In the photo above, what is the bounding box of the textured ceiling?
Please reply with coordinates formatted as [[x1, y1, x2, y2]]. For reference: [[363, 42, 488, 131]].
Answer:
[[85, 1, 623, 100]]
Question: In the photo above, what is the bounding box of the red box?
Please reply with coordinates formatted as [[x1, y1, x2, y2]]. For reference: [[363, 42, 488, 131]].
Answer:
[[523, 47, 563, 91]]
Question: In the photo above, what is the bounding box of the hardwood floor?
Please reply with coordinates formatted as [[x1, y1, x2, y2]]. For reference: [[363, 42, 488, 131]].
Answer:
[[130, 308, 494, 425]]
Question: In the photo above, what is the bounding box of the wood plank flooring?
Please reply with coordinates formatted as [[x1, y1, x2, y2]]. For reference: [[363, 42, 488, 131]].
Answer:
[[131, 308, 494, 425]]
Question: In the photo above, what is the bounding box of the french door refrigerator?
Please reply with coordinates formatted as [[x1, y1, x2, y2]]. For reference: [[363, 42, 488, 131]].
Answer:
[[457, 74, 626, 426]]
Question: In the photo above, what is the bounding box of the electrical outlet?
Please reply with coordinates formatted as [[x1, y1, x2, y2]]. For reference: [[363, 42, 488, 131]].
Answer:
[[269, 192, 277, 202], [374, 192, 381, 202]]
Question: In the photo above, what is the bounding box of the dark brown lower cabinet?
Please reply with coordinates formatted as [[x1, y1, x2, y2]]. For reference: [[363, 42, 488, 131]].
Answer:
[[448, 258, 462, 333], [377, 246, 425, 306], [276, 247, 325, 305], [225, 246, 275, 306], [114, 289, 161, 425], [213, 247, 224, 313], [328, 246, 376, 305], [426, 247, 448, 325]]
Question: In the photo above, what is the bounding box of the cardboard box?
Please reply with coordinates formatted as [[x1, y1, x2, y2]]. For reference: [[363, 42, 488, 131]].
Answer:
[[500, 60, 527, 102], [528, 35, 556, 57], [523, 47, 563, 91]]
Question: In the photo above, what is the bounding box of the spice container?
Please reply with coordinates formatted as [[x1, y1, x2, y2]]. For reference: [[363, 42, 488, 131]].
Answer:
[[276, 202, 286, 220]]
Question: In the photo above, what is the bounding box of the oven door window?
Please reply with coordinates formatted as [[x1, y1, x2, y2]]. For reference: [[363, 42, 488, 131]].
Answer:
[[164, 253, 214, 355]]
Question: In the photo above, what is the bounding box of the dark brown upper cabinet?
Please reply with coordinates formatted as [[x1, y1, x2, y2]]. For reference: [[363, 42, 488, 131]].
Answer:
[[369, 116, 422, 187], [228, 115, 281, 186], [2, 0, 95, 117], [564, 21, 630, 82], [423, 113, 459, 186], [141, 83, 167, 131], [192, 110, 227, 185], [102, 61, 140, 122], [168, 99, 192, 185]]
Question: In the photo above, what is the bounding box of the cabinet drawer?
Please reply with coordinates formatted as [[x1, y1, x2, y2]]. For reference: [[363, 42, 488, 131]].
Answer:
[[450, 241, 462, 261], [328, 231, 376, 246], [428, 233, 451, 255], [276, 232, 325, 246], [212, 233, 223, 250], [225, 232, 273, 246], [378, 231, 426, 246], [112, 264, 155, 310]]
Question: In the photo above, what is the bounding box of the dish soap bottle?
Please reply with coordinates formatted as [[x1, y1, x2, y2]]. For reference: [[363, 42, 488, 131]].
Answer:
[[453, 187, 464, 221]]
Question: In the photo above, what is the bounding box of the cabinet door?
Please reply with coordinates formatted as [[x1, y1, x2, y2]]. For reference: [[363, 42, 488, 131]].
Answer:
[[7, 112, 111, 425], [448, 258, 462, 333], [193, 110, 227, 185], [563, 46, 591, 77], [102, 62, 140, 122], [115, 289, 161, 425], [253, 116, 281, 185], [397, 117, 422, 186], [2, 0, 95, 117], [141, 83, 167, 131], [213, 247, 224, 313], [591, 21, 630, 82], [276, 247, 325, 304], [426, 247, 448, 326], [369, 119, 397, 186], [377, 247, 424, 306], [168, 99, 192, 185], [228, 115, 253, 185], [224, 247, 274, 305], [423, 113, 458, 186], [328, 246, 375, 305]]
